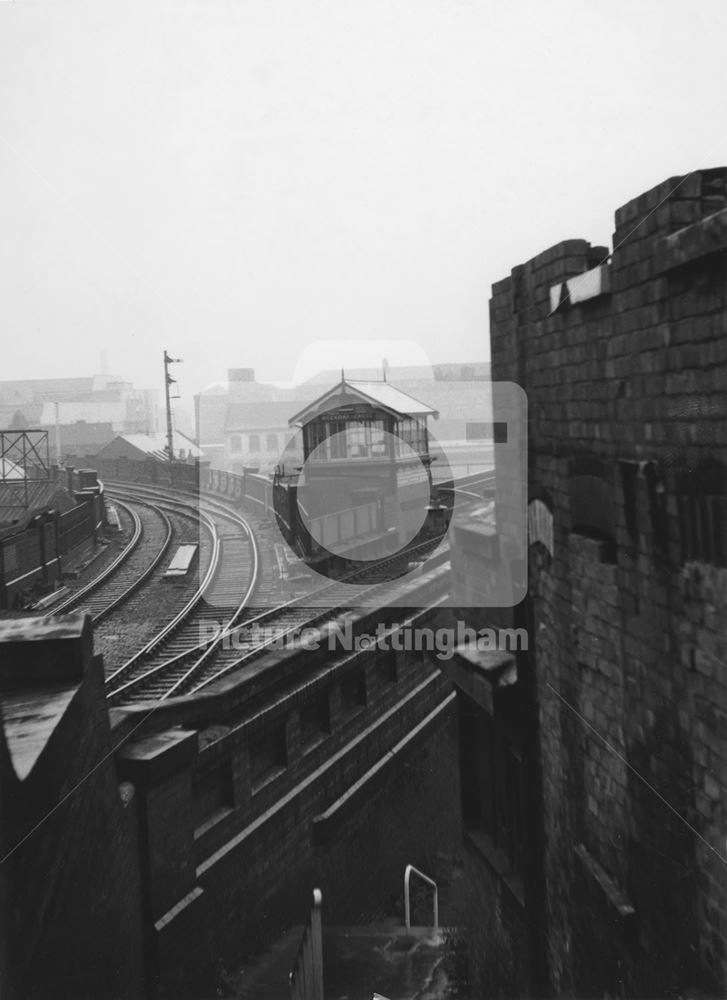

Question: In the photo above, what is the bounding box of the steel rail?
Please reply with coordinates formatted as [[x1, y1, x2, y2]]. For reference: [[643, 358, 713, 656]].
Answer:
[[104, 489, 259, 701], [90, 504, 173, 623], [101, 469, 494, 702], [104, 504, 219, 691], [49, 499, 146, 617], [186, 533, 449, 695]]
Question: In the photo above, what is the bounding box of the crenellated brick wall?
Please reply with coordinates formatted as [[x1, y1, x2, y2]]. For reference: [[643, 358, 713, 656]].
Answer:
[[484, 167, 727, 998]]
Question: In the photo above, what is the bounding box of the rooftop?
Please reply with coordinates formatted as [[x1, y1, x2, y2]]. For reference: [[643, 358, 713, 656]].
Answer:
[[289, 377, 439, 426], [98, 431, 203, 462], [0, 480, 77, 529]]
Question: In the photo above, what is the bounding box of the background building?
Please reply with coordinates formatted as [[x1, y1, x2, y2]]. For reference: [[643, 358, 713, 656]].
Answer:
[[196, 362, 494, 478], [0, 374, 161, 464], [95, 430, 203, 465]]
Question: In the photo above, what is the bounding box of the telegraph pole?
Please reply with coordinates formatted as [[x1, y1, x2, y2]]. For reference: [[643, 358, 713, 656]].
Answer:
[[54, 401, 62, 464], [163, 350, 183, 463]]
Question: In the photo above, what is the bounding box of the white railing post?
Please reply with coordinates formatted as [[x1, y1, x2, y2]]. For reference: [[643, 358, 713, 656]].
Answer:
[[403, 864, 439, 932], [310, 888, 324, 1000], [289, 889, 323, 1000]]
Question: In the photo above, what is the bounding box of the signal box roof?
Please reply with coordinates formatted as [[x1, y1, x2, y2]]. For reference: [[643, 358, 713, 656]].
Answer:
[[289, 377, 439, 426]]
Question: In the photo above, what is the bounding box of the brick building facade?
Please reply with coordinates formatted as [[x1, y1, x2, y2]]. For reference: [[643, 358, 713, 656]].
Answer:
[[448, 168, 727, 998]]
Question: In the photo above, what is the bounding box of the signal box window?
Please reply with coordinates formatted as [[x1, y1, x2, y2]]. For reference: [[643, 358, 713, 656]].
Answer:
[[395, 417, 427, 455], [370, 420, 387, 456], [346, 422, 369, 458]]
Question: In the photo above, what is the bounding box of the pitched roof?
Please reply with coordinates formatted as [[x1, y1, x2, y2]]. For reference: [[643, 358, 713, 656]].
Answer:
[[289, 378, 438, 426], [207, 372, 492, 443], [347, 380, 438, 417], [0, 481, 77, 529], [97, 431, 203, 463]]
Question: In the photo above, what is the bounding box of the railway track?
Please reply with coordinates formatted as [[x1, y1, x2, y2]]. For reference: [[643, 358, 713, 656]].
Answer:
[[104, 488, 259, 703], [107, 523, 446, 705], [101, 471, 494, 705], [49, 499, 173, 623], [181, 532, 450, 697]]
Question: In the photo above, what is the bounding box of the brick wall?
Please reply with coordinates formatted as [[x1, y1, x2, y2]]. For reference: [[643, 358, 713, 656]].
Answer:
[[0, 616, 144, 1000], [113, 599, 460, 994], [0, 606, 457, 998], [461, 843, 530, 1000], [313, 692, 460, 925], [485, 167, 727, 997]]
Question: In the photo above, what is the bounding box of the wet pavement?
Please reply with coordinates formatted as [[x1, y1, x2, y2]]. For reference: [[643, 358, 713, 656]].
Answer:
[[322, 925, 453, 1000], [231, 924, 457, 1000], [225, 855, 470, 1000]]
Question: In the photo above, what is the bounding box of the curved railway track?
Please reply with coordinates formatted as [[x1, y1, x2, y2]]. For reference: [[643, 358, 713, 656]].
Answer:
[[104, 488, 259, 703], [106, 503, 446, 704], [102, 471, 494, 706], [182, 531, 449, 698], [50, 499, 174, 623]]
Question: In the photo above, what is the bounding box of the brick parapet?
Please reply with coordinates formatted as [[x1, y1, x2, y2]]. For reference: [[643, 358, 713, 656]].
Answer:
[[0, 615, 144, 1000], [484, 167, 727, 997], [112, 598, 458, 988]]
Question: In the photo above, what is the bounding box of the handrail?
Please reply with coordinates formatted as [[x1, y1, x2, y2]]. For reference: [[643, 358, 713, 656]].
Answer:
[[404, 864, 438, 932], [289, 889, 323, 1000]]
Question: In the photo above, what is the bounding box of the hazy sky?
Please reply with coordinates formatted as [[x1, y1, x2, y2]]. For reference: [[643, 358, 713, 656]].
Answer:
[[1, 0, 726, 405]]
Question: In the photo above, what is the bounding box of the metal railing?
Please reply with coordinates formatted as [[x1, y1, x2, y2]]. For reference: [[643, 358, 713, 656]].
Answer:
[[404, 864, 438, 932], [289, 889, 324, 1000]]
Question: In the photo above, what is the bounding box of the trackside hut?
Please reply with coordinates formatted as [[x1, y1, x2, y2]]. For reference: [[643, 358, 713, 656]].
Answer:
[[287, 376, 439, 556]]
